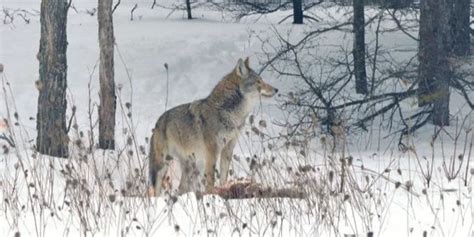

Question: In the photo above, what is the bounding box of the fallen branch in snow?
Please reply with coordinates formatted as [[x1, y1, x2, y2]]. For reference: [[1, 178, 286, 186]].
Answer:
[[206, 179, 305, 200]]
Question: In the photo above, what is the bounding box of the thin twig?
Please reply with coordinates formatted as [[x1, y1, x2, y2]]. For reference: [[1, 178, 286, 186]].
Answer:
[[130, 4, 137, 21], [112, 0, 121, 14]]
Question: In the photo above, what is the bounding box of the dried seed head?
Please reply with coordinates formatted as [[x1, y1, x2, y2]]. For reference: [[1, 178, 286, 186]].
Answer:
[[397, 168, 402, 175], [35, 80, 43, 91], [320, 136, 326, 145], [405, 180, 413, 191], [2, 145, 9, 154], [139, 145, 146, 155], [108, 194, 116, 203], [395, 182, 401, 189], [328, 170, 334, 182], [298, 165, 312, 173], [344, 194, 350, 201], [347, 156, 353, 166], [251, 126, 261, 136], [249, 114, 254, 124]]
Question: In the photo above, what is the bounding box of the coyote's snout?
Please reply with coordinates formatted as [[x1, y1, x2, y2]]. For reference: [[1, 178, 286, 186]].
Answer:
[[149, 57, 278, 196]]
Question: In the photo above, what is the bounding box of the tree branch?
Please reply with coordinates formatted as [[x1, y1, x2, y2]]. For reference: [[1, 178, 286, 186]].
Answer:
[[0, 133, 15, 148]]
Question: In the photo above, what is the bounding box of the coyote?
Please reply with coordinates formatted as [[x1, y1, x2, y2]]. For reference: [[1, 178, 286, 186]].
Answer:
[[149, 57, 278, 196]]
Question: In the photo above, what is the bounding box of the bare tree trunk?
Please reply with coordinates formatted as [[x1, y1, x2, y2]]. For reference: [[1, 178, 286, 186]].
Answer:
[[418, 0, 451, 126], [432, 58, 450, 126], [36, 0, 69, 158], [452, 0, 470, 56], [293, 0, 303, 24], [98, 0, 116, 149], [353, 0, 368, 95], [186, 0, 192, 19], [418, 0, 438, 107], [433, 0, 452, 126]]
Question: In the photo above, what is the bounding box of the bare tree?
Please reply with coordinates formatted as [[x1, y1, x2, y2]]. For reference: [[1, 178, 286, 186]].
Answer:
[[353, 0, 368, 94], [36, 0, 69, 158], [98, 0, 116, 149], [258, 1, 474, 148], [293, 0, 303, 24], [452, 0, 470, 56], [186, 0, 192, 19], [418, 0, 451, 126]]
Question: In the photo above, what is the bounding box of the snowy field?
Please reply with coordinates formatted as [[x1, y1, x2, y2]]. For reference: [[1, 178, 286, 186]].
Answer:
[[1, 0, 473, 236]]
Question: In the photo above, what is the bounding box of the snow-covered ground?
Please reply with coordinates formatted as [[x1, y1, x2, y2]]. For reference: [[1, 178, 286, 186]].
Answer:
[[1, 1, 473, 236]]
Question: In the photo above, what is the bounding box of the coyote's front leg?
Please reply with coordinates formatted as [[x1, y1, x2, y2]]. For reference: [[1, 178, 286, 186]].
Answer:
[[204, 143, 219, 193], [219, 138, 237, 185]]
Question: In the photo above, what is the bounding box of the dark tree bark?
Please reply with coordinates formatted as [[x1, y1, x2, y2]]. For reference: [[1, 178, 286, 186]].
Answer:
[[36, 0, 69, 158], [186, 0, 192, 19], [293, 0, 303, 24], [353, 0, 368, 95], [452, 0, 470, 56], [98, 0, 116, 149], [418, 0, 451, 126]]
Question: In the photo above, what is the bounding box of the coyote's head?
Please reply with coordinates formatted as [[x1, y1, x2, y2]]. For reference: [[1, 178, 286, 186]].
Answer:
[[234, 57, 278, 98]]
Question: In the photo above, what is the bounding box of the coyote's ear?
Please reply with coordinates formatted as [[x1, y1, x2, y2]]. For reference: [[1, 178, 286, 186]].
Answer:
[[244, 57, 250, 68], [235, 58, 248, 77]]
